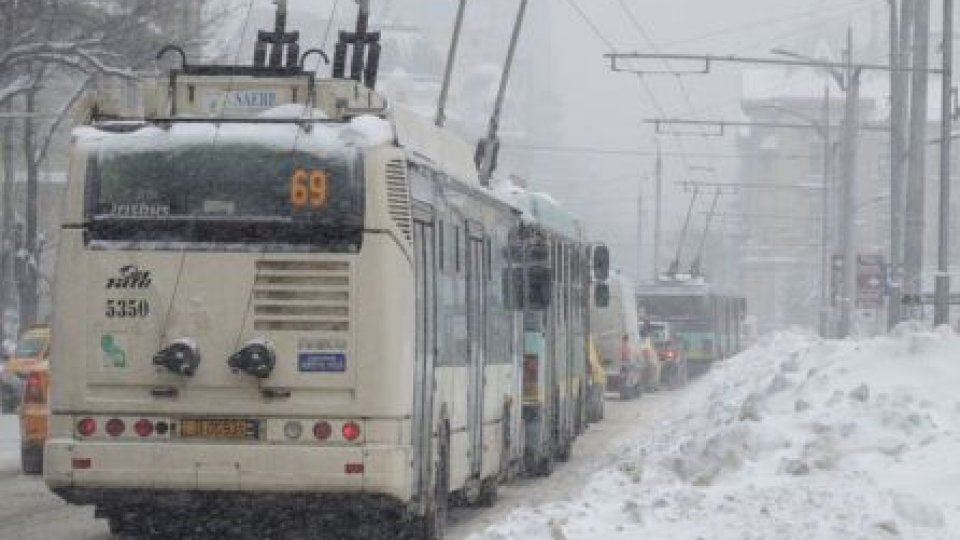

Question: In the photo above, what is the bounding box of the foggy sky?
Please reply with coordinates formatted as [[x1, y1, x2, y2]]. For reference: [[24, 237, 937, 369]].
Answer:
[[224, 0, 898, 287]]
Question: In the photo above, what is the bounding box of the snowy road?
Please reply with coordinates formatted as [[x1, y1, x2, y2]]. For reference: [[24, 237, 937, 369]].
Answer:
[[0, 392, 680, 540], [448, 391, 681, 539]]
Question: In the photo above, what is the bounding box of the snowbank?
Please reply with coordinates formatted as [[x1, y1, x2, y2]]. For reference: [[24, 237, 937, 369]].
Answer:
[[472, 329, 960, 539]]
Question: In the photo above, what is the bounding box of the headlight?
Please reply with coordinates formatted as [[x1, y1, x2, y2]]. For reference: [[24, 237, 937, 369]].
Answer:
[[228, 339, 276, 379], [152, 338, 200, 377]]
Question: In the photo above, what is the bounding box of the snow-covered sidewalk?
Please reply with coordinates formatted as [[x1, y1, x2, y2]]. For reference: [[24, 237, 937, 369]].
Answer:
[[0, 414, 20, 472], [471, 329, 960, 540]]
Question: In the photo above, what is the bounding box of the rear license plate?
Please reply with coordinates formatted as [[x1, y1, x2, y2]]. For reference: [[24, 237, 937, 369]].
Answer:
[[180, 419, 259, 440]]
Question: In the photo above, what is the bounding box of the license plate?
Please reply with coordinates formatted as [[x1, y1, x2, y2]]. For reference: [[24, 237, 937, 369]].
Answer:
[[180, 419, 259, 440]]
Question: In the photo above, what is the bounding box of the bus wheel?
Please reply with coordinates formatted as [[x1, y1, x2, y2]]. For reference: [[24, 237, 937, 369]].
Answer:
[[555, 436, 573, 463], [20, 445, 42, 475], [476, 476, 499, 507], [422, 422, 450, 540], [537, 451, 555, 477]]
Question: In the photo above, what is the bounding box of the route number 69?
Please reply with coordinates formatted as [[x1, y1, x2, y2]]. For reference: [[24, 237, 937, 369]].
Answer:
[[290, 169, 330, 208]]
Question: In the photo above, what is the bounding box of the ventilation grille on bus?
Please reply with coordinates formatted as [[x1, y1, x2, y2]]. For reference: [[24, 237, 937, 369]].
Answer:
[[385, 158, 412, 243], [252, 260, 351, 332]]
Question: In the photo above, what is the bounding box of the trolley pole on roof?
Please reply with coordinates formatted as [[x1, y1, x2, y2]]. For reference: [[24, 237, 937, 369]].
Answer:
[[436, 0, 468, 127], [477, 0, 529, 186]]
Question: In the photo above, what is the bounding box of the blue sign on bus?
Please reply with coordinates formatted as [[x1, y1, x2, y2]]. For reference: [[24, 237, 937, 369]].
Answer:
[[298, 353, 346, 373]]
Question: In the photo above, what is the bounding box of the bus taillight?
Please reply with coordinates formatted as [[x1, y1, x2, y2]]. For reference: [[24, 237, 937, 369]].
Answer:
[[77, 418, 97, 437], [134, 419, 154, 437], [342, 421, 361, 442], [106, 419, 126, 437], [313, 421, 332, 441]]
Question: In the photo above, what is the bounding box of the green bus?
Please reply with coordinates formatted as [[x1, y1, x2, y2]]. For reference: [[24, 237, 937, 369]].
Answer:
[[636, 280, 746, 376]]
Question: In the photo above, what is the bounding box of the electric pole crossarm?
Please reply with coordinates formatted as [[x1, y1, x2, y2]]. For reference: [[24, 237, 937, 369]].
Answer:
[[605, 51, 943, 74], [644, 118, 889, 133]]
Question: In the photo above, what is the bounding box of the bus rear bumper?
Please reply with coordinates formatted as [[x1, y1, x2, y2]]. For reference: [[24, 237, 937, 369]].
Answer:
[[44, 438, 414, 504]]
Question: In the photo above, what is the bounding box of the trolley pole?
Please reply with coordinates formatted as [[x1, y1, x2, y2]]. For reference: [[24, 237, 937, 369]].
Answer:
[[934, 0, 953, 326], [477, 0, 529, 186], [436, 0, 468, 127]]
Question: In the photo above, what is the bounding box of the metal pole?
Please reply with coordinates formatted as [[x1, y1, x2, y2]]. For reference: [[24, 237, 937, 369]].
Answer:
[[935, 0, 953, 326], [839, 28, 862, 337], [637, 191, 643, 283], [889, 0, 913, 329], [436, 0, 468, 127], [653, 140, 663, 281], [820, 85, 832, 338], [905, 0, 930, 321], [477, 0, 529, 185]]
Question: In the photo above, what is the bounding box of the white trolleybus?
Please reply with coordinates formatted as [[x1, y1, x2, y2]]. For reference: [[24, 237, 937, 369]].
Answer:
[[43, 6, 608, 538]]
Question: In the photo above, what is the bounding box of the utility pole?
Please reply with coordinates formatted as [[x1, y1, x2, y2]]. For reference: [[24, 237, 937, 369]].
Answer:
[[820, 86, 833, 338], [934, 0, 953, 326], [436, 0, 468, 127], [637, 190, 644, 284], [838, 28, 863, 337], [477, 0, 529, 186], [888, 0, 913, 329], [653, 140, 663, 281], [904, 0, 930, 321]]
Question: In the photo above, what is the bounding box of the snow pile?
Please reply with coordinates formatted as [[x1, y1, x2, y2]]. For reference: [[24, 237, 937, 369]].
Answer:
[[472, 329, 960, 540]]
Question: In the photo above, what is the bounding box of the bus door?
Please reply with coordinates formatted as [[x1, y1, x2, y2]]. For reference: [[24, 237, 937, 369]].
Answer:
[[412, 216, 437, 502], [466, 226, 487, 478]]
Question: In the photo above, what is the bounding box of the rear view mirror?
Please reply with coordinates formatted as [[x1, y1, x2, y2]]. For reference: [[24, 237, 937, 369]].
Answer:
[[594, 282, 610, 308], [528, 266, 553, 310], [592, 244, 610, 281]]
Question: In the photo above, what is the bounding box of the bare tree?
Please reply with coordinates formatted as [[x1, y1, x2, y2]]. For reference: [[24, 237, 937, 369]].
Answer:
[[0, 0, 222, 335]]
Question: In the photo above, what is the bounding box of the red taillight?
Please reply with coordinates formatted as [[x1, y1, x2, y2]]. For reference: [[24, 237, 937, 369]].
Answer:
[[23, 371, 45, 404], [105, 419, 125, 437], [134, 419, 154, 437], [342, 421, 361, 442], [72, 458, 92, 470], [313, 421, 332, 441], [77, 418, 97, 437], [344, 463, 364, 474]]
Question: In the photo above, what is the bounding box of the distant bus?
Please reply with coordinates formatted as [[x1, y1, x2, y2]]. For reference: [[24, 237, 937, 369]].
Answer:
[[636, 279, 746, 375]]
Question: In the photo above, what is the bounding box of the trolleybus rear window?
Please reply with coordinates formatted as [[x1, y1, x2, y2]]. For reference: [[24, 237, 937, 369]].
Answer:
[[85, 143, 363, 250]]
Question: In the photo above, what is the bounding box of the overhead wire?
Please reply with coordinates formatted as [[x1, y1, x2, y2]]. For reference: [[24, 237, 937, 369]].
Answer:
[[659, 0, 880, 49], [615, 0, 718, 181], [560, 0, 691, 169]]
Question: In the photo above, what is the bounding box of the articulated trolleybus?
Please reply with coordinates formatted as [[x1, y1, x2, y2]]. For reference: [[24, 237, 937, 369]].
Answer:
[[44, 6, 604, 538]]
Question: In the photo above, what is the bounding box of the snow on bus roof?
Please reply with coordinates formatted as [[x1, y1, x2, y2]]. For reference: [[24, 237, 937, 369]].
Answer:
[[74, 114, 395, 153]]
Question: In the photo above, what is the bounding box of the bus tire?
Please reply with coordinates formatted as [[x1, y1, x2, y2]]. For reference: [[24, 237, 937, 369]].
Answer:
[[537, 451, 555, 477], [476, 476, 499, 507], [422, 421, 450, 540], [20, 445, 42, 475]]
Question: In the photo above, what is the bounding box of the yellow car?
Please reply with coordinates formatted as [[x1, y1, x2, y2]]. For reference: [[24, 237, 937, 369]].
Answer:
[[1, 325, 51, 412], [0, 325, 51, 474]]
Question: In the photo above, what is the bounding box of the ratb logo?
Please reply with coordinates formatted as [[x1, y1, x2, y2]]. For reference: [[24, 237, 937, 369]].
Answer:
[[106, 265, 152, 290]]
